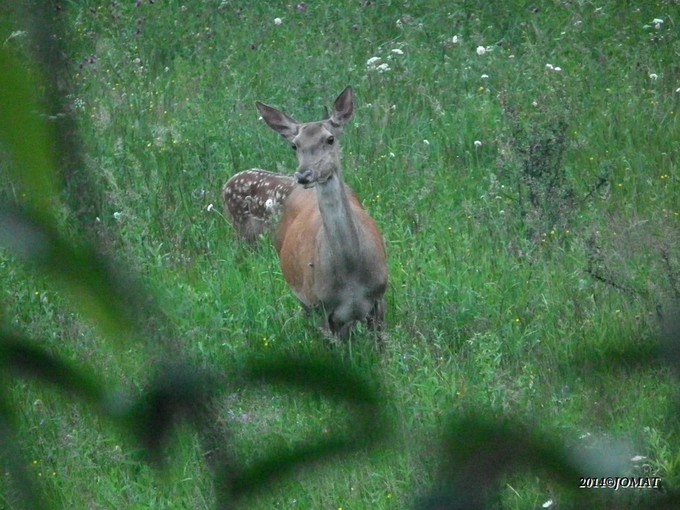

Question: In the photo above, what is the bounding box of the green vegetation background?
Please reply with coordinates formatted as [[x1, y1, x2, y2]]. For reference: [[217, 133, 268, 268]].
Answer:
[[1, 1, 679, 509]]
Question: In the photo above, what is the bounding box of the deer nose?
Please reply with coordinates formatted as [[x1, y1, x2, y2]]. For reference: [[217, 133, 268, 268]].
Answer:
[[295, 168, 314, 185]]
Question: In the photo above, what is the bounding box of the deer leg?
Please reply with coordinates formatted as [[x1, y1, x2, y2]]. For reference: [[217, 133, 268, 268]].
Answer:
[[366, 298, 385, 332], [328, 312, 353, 342], [365, 298, 386, 348]]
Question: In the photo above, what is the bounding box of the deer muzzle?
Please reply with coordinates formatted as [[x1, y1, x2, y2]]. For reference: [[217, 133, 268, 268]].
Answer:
[[295, 168, 316, 188]]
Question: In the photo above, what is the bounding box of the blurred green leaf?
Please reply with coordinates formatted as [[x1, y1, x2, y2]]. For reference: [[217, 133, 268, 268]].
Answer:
[[0, 331, 105, 405], [0, 206, 139, 342], [1, 30, 139, 344], [0, 332, 109, 510], [120, 362, 218, 464], [244, 352, 382, 408], [0, 45, 60, 216], [221, 353, 389, 501], [113, 353, 390, 505], [417, 412, 589, 510]]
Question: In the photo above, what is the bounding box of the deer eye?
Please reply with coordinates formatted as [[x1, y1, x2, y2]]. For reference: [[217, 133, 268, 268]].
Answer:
[[326, 136, 335, 145]]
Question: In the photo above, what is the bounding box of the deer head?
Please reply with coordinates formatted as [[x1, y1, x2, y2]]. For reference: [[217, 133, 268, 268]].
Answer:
[[256, 86, 354, 188]]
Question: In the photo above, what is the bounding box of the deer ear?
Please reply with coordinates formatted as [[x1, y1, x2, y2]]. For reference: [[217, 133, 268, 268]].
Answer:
[[330, 86, 354, 127], [256, 101, 300, 142]]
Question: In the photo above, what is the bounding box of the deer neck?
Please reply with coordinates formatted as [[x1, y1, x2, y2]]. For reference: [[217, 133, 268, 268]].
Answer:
[[315, 168, 361, 268]]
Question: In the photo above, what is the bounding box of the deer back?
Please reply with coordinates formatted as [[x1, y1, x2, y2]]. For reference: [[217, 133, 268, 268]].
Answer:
[[223, 168, 295, 243]]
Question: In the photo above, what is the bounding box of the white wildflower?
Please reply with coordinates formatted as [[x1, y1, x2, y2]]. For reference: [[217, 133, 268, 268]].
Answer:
[[474, 140, 482, 148], [396, 18, 403, 28], [481, 74, 489, 79], [113, 211, 122, 221], [391, 48, 404, 55], [546, 63, 554, 70], [207, 203, 214, 212], [653, 18, 663, 29], [389, 152, 395, 158], [649, 73, 658, 81], [631, 455, 647, 463], [451, 35, 460, 44], [423, 139, 430, 145], [554, 66, 562, 72], [366, 56, 391, 73], [476, 45, 486, 56], [274, 17, 283, 25], [542, 500, 554, 509]]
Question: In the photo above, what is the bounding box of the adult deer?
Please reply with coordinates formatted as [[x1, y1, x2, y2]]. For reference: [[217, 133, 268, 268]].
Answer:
[[223, 168, 295, 243], [257, 86, 388, 340]]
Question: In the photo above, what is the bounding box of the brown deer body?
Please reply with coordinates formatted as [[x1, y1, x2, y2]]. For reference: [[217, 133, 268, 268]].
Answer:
[[223, 169, 295, 243], [257, 87, 387, 339]]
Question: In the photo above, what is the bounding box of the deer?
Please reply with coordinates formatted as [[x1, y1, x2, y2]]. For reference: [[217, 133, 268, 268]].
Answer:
[[223, 168, 295, 244], [255, 86, 388, 340]]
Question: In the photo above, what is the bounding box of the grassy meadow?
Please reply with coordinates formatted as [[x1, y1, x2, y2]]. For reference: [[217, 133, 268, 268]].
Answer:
[[2, 1, 680, 508]]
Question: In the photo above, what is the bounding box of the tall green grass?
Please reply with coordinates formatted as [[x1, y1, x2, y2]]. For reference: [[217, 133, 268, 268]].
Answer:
[[1, 1, 680, 508]]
